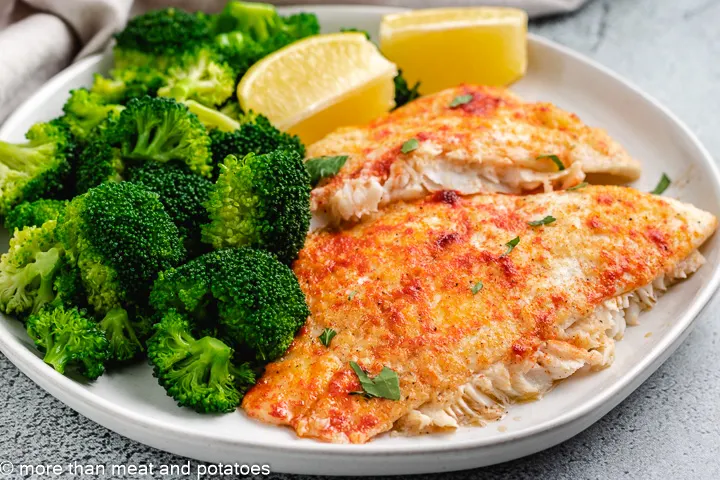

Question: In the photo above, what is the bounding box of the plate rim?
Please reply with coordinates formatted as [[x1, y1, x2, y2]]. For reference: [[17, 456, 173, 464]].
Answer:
[[1, 3, 719, 461]]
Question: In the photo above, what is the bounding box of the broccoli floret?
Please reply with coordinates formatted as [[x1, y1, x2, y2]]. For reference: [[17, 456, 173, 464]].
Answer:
[[26, 305, 109, 380], [393, 70, 421, 109], [127, 161, 213, 257], [213, 2, 319, 66], [113, 8, 213, 71], [97, 306, 155, 363], [0, 220, 65, 317], [208, 113, 305, 172], [59, 182, 186, 360], [75, 96, 213, 193], [5, 199, 67, 232], [53, 256, 87, 309], [201, 151, 310, 264], [151, 247, 309, 363], [158, 48, 236, 108], [75, 138, 125, 194], [282, 12, 321, 40], [213, 31, 266, 78], [214, 1, 283, 38], [111, 96, 212, 175], [0, 120, 73, 215], [215, 2, 318, 42], [147, 308, 255, 413], [91, 67, 167, 105], [61, 89, 124, 142]]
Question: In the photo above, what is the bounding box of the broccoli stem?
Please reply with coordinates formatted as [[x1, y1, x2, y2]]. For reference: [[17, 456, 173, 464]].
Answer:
[[186, 336, 233, 386], [42, 331, 73, 374], [99, 306, 143, 361], [128, 114, 183, 163], [184, 100, 240, 132], [29, 248, 63, 313]]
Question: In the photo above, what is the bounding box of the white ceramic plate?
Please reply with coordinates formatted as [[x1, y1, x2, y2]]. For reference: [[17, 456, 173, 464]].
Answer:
[[1, 5, 719, 476]]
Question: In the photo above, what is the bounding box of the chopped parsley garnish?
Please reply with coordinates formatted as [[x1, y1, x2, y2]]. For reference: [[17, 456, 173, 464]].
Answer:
[[471, 281, 484, 295], [401, 138, 419, 154], [651, 173, 671, 195], [500, 236, 520, 257], [568, 182, 588, 191], [537, 154, 565, 171], [349, 361, 401, 400], [449, 94, 473, 108], [318, 328, 337, 347], [393, 70, 421, 109], [348, 290, 358, 301], [528, 215, 556, 226], [304, 155, 349, 187]]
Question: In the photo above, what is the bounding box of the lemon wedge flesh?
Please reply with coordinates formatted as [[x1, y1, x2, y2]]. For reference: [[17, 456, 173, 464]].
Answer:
[[238, 32, 397, 144], [380, 7, 528, 94]]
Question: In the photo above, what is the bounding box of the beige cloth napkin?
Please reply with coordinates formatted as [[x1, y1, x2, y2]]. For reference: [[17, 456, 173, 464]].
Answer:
[[0, 0, 590, 123]]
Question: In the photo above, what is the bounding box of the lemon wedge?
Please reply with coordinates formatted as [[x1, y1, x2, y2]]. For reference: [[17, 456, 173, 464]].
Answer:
[[380, 7, 528, 94], [238, 32, 398, 144]]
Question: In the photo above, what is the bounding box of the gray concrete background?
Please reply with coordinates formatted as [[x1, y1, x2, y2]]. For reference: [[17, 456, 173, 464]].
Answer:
[[2, 0, 720, 478]]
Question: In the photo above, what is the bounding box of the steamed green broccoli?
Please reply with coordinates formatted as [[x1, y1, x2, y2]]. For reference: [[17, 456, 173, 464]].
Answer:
[[26, 305, 109, 380], [5, 199, 67, 232], [212, 2, 319, 73], [150, 247, 309, 363], [393, 70, 421, 109], [158, 47, 236, 108], [147, 308, 255, 413], [208, 113, 305, 172], [0, 220, 66, 317], [214, 2, 319, 44], [111, 97, 212, 174], [75, 96, 212, 193], [127, 161, 213, 257], [0, 120, 74, 215], [213, 30, 266, 78], [214, 1, 284, 39], [75, 138, 125, 194], [61, 89, 124, 142], [91, 67, 167, 105], [201, 151, 310, 264], [60, 182, 186, 361], [52, 256, 87, 310], [113, 8, 213, 71]]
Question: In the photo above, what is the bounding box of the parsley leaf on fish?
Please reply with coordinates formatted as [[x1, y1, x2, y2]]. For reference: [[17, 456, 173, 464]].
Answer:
[[401, 138, 419, 154], [449, 94, 473, 108], [318, 328, 337, 347], [501, 236, 520, 257], [349, 361, 401, 400], [528, 216, 556, 226], [305, 155, 349, 187]]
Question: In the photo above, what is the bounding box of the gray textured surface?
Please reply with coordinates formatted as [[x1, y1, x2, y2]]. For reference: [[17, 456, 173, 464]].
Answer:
[[2, 0, 720, 478]]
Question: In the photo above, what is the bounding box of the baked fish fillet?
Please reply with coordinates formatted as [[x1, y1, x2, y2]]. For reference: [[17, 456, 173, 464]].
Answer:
[[242, 186, 716, 443], [307, 85, 642, 225]]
